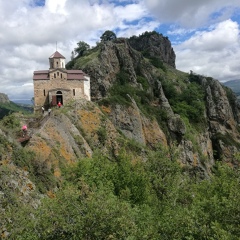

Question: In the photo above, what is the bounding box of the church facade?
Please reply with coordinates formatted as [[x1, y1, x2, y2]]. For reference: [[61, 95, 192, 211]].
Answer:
[[33, 51, 90, 111]]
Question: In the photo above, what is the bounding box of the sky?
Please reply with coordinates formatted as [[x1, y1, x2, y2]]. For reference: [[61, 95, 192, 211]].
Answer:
[[0, 0, 240, 102]]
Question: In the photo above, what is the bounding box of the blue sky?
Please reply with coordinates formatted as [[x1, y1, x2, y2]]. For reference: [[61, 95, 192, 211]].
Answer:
[[0, 0, 240, 101]]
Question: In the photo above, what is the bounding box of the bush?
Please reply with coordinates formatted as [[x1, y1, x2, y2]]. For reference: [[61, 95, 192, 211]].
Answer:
[[149, 57, 166, 71], [162, 80, 206, 125], [0, 114, 20, 129], [97, 126, 107, 144], [137, 76, 149, 91], [12, 148, 57, 193]]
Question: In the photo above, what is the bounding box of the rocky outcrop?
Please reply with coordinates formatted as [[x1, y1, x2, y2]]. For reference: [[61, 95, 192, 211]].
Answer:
[[75, 34, 240, 173], [107, 96, 168, 147], [84, 32, 176, 100], [0, 93, 10, 103], [128, 31, 176, 68], [26, 32, 239, 176], [84, 39, 142, 100], [2, 31, 240, 238], [188, 76, 240, 162]]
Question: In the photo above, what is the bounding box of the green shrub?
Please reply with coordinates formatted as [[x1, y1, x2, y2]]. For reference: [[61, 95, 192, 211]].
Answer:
[[162, 80, 206, 125], [116, 70, 129, 85], [12, 148, 57, 193], [137, 76, 149, 91], [0, 114, 20, 129], [149, 57, 166, 71], [97, 126, 107, 144]]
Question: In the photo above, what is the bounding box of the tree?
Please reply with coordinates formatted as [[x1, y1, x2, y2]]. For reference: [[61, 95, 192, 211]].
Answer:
[[100, 30, 116, 42], [74, 41, 90, 57]]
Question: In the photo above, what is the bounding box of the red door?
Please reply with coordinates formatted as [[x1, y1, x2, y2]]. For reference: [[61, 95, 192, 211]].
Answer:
[[52, 95, 57, 106]]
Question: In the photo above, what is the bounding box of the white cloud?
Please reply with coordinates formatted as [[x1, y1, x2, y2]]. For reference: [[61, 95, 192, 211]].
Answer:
[[0, 0, 240, 102], [175, 19, 240, 81], [144, 0, 240, 27]]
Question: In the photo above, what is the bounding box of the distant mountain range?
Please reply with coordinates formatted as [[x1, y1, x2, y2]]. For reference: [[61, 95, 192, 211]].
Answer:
[[12, 99, 33, 105], [222, 79, 240, 96]]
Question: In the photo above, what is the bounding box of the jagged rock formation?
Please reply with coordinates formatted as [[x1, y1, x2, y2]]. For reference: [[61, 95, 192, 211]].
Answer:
[[0, 93, 10, 103], [69, 31, 240, 176], [2, 31, 240, 190], [1, 31, 240, 239], [128, 31, 176, 68]]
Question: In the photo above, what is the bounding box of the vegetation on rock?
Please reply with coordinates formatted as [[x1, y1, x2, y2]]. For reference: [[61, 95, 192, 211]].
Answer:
[[1, 31, 240, 239]]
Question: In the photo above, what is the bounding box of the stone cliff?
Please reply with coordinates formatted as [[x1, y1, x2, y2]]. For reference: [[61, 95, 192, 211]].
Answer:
[[1, 31, 240, 238], [72, 31, 240, 176], [0, 93, 10, 103], [1, 31, 240, 193], [11, 31, 239, 180]]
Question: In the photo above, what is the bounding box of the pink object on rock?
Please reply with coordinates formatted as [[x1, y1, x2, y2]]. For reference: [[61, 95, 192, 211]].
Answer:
[[22, 125, 27, 130]]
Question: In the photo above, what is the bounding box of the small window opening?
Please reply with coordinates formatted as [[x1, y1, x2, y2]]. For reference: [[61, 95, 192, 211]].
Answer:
[[43, 89, 46, 96], [54, 73, 56, 78], [73, 89, 75, 96]]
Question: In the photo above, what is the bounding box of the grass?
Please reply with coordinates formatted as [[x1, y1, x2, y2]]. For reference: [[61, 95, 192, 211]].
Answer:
[[74, 50, 100, 69]]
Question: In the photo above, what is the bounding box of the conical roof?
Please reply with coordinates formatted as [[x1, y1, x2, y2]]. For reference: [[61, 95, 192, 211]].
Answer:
[[49, 51, 65, 59]]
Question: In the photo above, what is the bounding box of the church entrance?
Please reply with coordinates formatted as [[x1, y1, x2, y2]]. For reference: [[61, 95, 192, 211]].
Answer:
[[50, 90, 65, 106], [56, 91, 63, 105]]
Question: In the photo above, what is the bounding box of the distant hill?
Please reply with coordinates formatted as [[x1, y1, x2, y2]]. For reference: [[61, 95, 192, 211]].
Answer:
[[222, 79, 240, 96], [0, 102, 33, 119], [12, 99, 33, 105], [0, 93, 33, 119]]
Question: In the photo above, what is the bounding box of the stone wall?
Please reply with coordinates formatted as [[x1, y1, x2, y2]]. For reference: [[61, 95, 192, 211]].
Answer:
[[34, 78, 86, 110]]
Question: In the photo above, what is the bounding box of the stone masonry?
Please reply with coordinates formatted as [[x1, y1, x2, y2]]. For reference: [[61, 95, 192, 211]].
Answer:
[[33, 51, 90, 112]]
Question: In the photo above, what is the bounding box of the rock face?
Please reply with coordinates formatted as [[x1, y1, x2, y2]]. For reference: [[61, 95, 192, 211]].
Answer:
[[198, 77, 240, 163], [2, 32, 240, 238], [74, 32, 240, 174], [0, 93, 10, 103], [83, 33, 175, 100], [84, 38, 141, 100], [128, 31, 176, 68], [2, 31, 239, 184]]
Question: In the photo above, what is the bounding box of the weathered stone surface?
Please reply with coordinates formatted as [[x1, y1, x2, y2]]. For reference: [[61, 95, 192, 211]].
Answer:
[[128, 32, 176, 68], [168, 115, 186, 137], [197, 77, 240, 162], [80, 36, 240, 169], [0, 93, 10, 103]]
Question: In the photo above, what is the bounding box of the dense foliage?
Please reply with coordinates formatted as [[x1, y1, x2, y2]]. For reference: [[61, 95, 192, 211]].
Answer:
[[100, 30, 117, 42], [1, 144, 239, 239], [161, 76, 206, 125], [2, 31, 240, 239], [0, 102, 31, 119], [74, 41, 90, 57]]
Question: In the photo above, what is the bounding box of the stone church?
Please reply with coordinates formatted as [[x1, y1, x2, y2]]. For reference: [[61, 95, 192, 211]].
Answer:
[[33, 51, 90, 111]]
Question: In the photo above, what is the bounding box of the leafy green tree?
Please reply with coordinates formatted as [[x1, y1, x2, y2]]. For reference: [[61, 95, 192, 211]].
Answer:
[[74, 41, 90, 57], [112, 153, 150, 205], [189, 163, 240, 239], [100, 30, 116, 42], [145, 146, 183, 203]]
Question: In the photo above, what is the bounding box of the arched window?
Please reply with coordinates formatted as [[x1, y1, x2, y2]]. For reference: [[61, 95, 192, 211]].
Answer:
[[54, 73, 56, 78]]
